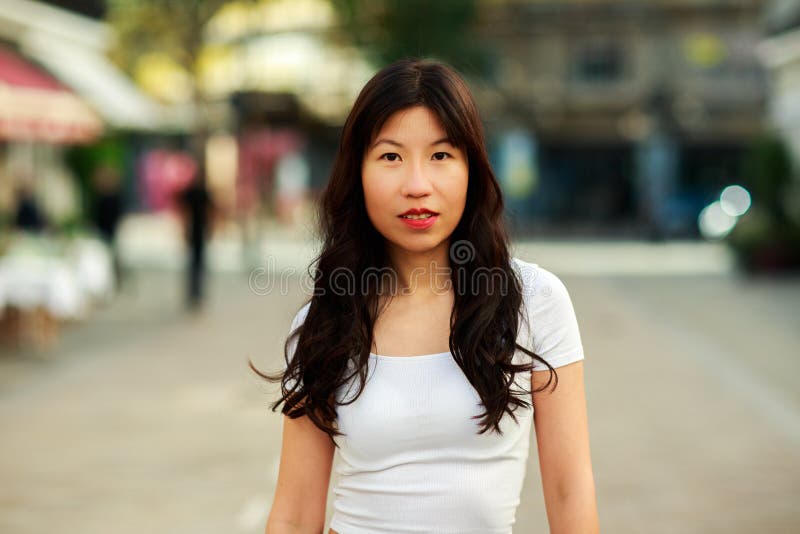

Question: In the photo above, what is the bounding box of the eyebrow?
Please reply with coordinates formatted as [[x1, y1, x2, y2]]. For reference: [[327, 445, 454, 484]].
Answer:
[[369, 137, 453, 150]]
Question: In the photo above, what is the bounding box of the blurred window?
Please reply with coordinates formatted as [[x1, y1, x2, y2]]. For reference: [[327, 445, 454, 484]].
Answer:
[[571, 37, 625, 83]]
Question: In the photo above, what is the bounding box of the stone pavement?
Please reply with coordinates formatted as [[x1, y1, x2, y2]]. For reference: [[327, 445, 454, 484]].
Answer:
[[0, 242, 799, 533]]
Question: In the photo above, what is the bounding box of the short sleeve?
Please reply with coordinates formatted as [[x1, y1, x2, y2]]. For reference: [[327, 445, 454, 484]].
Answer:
[[514, 259, 585, 371], [284, 302, 311, 389]]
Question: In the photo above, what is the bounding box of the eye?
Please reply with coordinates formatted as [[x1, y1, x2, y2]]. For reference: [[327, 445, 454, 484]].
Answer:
[[380, 153, 401, 162], [432, 152, 452, 161]]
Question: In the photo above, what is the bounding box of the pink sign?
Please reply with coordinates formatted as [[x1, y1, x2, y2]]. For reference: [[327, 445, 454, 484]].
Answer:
[[139, 149, 198, 211]]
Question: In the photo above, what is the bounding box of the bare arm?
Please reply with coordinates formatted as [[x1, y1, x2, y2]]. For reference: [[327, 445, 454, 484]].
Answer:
[[266, 412, 335, 534], [532, 360, 599, 534]]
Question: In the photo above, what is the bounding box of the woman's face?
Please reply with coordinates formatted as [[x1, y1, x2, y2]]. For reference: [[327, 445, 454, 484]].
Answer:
[[361, 105, 468, 259]]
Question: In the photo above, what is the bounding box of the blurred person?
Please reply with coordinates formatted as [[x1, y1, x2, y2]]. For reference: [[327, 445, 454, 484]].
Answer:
[[251, 59, 598, 534], [274, 150, 311, 225], [13, 180, 46, 233], [5, 177, 61, 350], [176, 161, 215, 311], [89, 165, 124, 291]]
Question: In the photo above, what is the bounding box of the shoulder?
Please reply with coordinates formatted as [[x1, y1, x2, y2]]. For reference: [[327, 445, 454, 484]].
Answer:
[[510, 257, 570, 302], [510, 257, 585, 369], [285, 302, 312, 369], [290, 301, 312, 331]]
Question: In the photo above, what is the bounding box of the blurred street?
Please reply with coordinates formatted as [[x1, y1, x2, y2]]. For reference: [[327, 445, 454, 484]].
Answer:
[[0, 238, 798, 534]]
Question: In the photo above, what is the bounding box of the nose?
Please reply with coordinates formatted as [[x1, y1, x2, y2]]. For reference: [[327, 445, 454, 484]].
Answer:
[[400, 158, 433, 198]]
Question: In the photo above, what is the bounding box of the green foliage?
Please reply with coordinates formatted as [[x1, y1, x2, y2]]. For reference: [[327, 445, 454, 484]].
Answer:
[[106, 0, 231, 75], [331, 0, 489, 77], [65, 136, 128, 224], [108, 0, 489, 87], [728, 132, 800, 272], [741, 131, 793, 222]]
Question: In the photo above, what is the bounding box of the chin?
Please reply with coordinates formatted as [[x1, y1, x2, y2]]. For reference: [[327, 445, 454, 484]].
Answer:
[[388, 234, 448, 255]]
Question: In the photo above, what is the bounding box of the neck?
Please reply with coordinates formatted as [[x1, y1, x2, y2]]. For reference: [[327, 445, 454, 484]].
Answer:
[[385, 241, 452, 298]]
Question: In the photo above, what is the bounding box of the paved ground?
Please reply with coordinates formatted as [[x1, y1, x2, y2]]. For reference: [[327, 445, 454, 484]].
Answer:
[[0, 239, 799, 533]]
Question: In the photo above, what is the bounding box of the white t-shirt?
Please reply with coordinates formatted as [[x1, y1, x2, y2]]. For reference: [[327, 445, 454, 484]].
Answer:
[[283, 257, 585, 533]]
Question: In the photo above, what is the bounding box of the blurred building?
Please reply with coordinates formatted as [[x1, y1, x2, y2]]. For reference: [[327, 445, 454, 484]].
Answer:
[[74, 0, 773, 241], [475, 0, 768, 238], [758, 0, 800, 166], [164, 0, 772, 239]]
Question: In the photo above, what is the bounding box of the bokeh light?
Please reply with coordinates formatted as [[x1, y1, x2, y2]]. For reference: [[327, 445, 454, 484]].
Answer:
[[719, 185, 752, 217], [699, 200, 738, 240]]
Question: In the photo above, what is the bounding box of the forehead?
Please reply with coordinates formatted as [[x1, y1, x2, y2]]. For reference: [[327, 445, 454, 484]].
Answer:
[[370, 106, 448, 141]]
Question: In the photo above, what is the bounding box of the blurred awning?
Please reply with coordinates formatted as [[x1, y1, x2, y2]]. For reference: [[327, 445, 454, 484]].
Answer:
[[0, 0, 189, 133], [0, 45, 102, 144], [22, 34, 189, 132]]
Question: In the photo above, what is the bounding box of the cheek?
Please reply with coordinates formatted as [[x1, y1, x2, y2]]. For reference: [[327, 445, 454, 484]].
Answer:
[[361, 169, 390, 222], [450, 165, 469, 213], [361, 165, 374, 204], [362, 177, 383, 210]]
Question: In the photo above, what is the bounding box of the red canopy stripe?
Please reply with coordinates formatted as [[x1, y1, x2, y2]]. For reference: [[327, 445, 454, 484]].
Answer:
[[0, 46, 101, 144], [0, 45, 64, 90]]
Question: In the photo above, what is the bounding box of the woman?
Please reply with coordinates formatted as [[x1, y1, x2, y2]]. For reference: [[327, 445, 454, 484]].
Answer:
[[252, 58, 599, 534]]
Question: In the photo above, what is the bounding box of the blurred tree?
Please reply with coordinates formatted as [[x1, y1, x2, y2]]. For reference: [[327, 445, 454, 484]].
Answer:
[[741, 132, 793, 224], [106, 0, 246, 131], [727, 132, 800, 273], [331, 0, 490, 77], [330, 0, 543, 131]]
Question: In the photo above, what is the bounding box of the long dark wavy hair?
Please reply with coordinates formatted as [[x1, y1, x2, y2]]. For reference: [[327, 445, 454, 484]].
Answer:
[[250, 58, 558, 445]]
